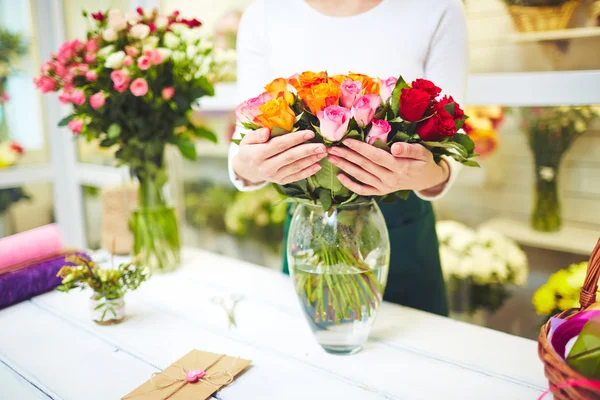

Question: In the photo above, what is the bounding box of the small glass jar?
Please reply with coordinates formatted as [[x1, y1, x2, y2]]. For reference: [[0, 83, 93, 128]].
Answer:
[[90, 293, 125, 325]]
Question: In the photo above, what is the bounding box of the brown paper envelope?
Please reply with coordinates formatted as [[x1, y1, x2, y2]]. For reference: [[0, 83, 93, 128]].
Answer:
[[122, 350, 251, 400]]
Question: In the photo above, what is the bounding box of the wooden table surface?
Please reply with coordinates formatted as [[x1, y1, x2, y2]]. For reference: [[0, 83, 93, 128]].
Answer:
[[0, 249, 548, 400]]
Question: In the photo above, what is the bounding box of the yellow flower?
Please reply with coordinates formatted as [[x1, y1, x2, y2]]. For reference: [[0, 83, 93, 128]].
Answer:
[[533, 285, 556, 315], [548, 269, 573, 298], [265, 77, 294, 105], [297, 82, 340, 115], [255, 97, 296, 134], [558, 297, 579, 311]]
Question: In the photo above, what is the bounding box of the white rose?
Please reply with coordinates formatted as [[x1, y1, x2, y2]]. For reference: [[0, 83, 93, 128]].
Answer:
[[164, 32, 181, 49], [198, 35, 215, 52], [125, 11, 141, 24], [108, 11, 128, 31], [156, 48, 172, 61], [102, 28, 118, 42], [155, 16, 168, 29], [104, 51, 126, 69], [130, 24, 151, 40], [169, 23, 189, 34], [172, 51, 186, 62], [97, 45, 115, 58], [142, 36, 159, 51], [143, 8, 154, 18], [181, 28, 203, 44]]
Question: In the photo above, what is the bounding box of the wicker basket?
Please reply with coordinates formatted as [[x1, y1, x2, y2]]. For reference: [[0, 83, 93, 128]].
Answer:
[[592, 0, 600, 26], [538, 238, 600, 399], [508, 1, 580, 32]]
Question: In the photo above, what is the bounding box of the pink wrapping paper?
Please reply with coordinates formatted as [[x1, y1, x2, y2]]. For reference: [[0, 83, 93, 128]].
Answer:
[[0, 224, 64, 271]]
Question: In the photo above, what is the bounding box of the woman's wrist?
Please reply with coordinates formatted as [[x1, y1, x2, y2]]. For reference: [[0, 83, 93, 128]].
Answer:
[[232, 154, 265, 186], [418, 159, 451, 197]]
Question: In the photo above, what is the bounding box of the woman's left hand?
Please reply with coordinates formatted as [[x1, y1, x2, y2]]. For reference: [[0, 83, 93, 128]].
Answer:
[[327, 139, 450, 196]]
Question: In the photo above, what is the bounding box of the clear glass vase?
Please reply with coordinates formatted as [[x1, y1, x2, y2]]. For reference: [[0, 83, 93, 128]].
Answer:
[[90, 293, 125, 325], [531, 166, 561, 232], [287, 200, 390, 355], [130, 170, 181, 273]]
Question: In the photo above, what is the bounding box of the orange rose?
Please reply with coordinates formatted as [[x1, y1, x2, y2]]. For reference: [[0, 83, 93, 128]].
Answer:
[[468, 128, 498, 158], [265, 77, 294, 105], [298, 82, 341, 115], [348, 72, 380, 95], [289, 71, 327, 91], [328, 74, 348, 87], [254, 97, 296, 133]]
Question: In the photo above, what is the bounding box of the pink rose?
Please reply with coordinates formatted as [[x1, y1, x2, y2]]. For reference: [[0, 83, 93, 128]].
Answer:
[[366, 119, 392, 145], [123, 55, 133, 67], [53, 62, 67, 78], [110, 70, 130, 92], [84, 39, 98, 53], [379, 77, 397, 103], [84, 53, 97, 63], [137, 56, 151, 70], [33, 76, 57, 93], [317, 105, 351, 142], [90, 92, 106, 109], [125, 46, 140, 57], [67, 119, 84, 134], [340, 79, 362, 108], [162, 87, 175, 100], [146, 50, 163, 65], [0, 93, 9, 104], [130, 78, 148, 97], [235, 93, 272, 122], [58, 91, 72, 104], [70, 90, 86, 106], [57, 41, 75, 63], [85, 70, 98, 81], [351, 94, 380, 127], [41, 62, 54, 74]]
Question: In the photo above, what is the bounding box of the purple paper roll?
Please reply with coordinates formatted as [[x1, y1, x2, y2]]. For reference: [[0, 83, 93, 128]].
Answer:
[[0, 252, 86, 309]]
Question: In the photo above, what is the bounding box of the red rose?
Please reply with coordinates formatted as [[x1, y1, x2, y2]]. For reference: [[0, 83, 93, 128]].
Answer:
[[399, 88, 432, 122], [136, 7, 144, 15], [412, 79, 441, 99], [416, 102, 457, 141], [9, 142, 24, 154], [147, 22, 156, 32], [438, 95, 464, 121], [91, 12, 105, 22], [181, 18, 202, 28]]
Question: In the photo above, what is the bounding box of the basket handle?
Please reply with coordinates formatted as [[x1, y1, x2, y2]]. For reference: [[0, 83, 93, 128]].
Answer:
[[579, 238, 600, 309]]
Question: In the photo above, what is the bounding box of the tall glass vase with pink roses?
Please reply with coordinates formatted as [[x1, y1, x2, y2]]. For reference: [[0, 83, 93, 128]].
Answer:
[[35, 7, 230, 272], [236, 71, 478, 354]]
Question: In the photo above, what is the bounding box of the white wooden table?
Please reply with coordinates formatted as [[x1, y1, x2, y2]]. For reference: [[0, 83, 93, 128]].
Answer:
[[0, 249, 548, 400]]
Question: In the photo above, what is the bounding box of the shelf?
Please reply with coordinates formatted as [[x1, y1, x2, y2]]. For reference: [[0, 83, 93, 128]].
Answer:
[[479, 217, 598, 256], [0, 165, 54, 189], [507, 26, 600, 43], [195, 82, 237, 112]]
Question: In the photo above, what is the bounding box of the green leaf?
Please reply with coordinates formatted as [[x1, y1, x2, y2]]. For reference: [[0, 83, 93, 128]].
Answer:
[[241, 121, 261, 130], [174, 137, 197, 160], [193, 126, 218, 143], [388, 116, 404, 123], [58, 114, 76, 127], [372, 138, 390, 152], [453, 133, 475, 154], [390, 131, 410, 142], [319, 189, 332, 212], [443, 102, 456, 117], [422, 140, 468, 157], [294, 112, 304, 123], [344, 129, 361, 140], [567, 318, 600, 379], [107, 123, 121, 139], [340, 193, 358, 206], [461, 160, 480, 168], [99, 138, 116, 147], [271, 126, 289, 137], [395, 190, 411, 200], [314, 159, 343, 195], [381, 194, 397, 204], [391, 76, 409, 118]]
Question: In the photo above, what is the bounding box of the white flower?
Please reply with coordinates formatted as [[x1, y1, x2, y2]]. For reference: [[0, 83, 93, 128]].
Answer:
[[125, 11, 141, 24], [198, 35, 215, 52], [156, 48, 172, 62], [186, 45, 198, 59], [143, 8, 154, 18], [169, 23, 189, 34], [181, 27, 203, 44], [172, 50, 186, 62], [97, 45, 115, 58], [102, 28, 118, 42], [164, 32, 181, 49], [439, 247, 461, 279], [104, 51, 126, 69], [574, 119, 587, 134], [142, 36, 159, 51], [130, 24, 151, 39], [108, 10, 128, 31], [155, 16, 169, 30], [539, 166, 555, 182]]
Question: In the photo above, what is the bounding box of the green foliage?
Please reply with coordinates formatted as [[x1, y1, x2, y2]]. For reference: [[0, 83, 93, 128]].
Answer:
[[56, 254, 150, 300]]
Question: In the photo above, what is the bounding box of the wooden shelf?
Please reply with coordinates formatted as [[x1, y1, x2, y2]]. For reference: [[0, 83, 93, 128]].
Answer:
[[507, 26, 600, 43], [480, 217, 598, 256]]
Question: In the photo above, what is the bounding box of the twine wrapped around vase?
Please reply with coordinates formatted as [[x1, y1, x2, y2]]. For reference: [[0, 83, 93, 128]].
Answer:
[[101, 185, 137, 254], [508, 1, 579, 32]]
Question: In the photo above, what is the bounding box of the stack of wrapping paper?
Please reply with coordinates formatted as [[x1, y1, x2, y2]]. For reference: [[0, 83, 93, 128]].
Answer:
[[0, 224, 83, 309]]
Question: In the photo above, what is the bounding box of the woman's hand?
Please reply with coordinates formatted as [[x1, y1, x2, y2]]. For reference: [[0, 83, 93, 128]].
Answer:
[[327, 139, 450, 196], [232, 128, 327, 185]]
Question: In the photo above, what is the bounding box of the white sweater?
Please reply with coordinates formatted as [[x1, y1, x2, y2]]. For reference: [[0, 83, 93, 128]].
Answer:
[[228, 0, 468, 200]]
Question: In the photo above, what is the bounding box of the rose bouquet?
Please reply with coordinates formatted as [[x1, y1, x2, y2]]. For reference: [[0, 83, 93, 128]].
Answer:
[[34, 7, 226, 272], [234, 72, 478, 346], [437, 221, 528, 318]]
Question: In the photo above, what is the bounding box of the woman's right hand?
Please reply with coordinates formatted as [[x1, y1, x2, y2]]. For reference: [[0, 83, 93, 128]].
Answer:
[[231, 128, 327, 185]]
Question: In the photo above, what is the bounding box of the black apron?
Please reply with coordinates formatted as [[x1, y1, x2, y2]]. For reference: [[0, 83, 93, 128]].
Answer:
[[281, 193, 448, 317]]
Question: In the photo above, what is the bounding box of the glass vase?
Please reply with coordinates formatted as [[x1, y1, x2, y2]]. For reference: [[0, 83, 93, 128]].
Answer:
[[531, 166, 561, 232], [287, 200, 390, 355], [130, 170, 181, 273], [90, 293, 125, 325]]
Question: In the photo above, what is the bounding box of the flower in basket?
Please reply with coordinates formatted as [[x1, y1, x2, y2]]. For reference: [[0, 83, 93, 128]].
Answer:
[[56, 254, 149, 324], [437, 221, 529, 314], [533, 262, 589, 318], [34, 7, 230, 272], [235, 71, 479, 211]]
